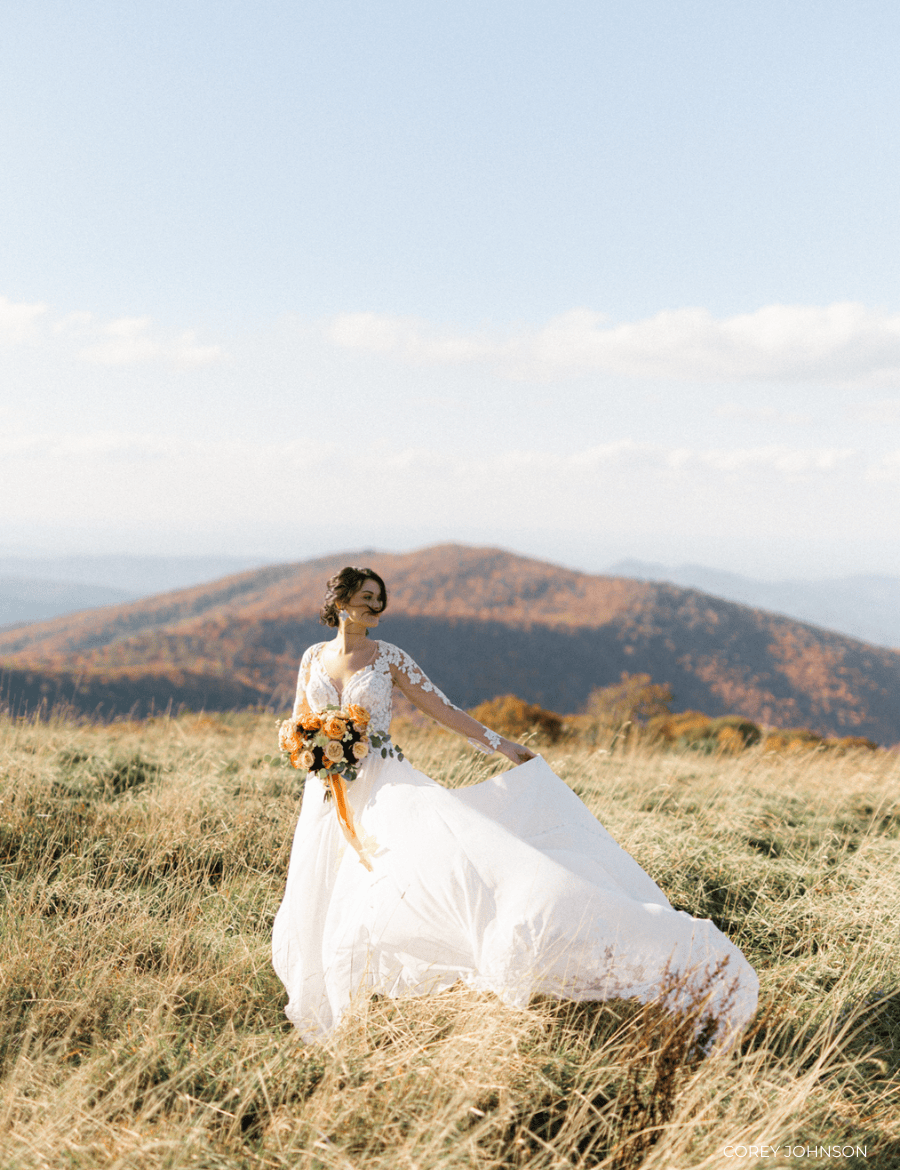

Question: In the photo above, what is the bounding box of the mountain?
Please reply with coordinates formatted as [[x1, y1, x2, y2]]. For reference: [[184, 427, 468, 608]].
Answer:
[[0, 555, 268, 626], [0, 576, 137, 629], [609, 560, 900, 650], [2, 544, 900, 745]]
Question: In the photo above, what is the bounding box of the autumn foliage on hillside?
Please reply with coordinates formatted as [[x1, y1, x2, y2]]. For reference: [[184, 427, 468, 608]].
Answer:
[[585, 673, 673, 726], [465, 675, 883, 758], [2, 544, 900, 744], [468, 695, 564, 744]]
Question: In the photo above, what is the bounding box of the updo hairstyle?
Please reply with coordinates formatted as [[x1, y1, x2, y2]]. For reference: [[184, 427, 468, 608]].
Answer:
[[319, 566, 388, 629]]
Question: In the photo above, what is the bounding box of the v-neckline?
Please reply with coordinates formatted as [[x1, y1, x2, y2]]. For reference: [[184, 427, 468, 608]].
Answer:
[[316, 641, 381, 703]]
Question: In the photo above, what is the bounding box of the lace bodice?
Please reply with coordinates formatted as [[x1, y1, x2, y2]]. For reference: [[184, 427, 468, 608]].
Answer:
[[294, 640, 502, 754]]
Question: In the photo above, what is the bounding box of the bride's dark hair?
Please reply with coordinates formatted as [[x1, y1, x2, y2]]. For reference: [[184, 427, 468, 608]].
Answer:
[[320, 566, 388, 629]]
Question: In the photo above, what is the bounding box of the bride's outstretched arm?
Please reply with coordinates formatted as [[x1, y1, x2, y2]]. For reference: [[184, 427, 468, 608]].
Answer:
[[387, 646, 536, 764]]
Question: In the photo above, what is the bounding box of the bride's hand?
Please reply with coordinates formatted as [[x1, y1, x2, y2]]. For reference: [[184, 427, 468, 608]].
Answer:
[[498, 738, 537, 764]]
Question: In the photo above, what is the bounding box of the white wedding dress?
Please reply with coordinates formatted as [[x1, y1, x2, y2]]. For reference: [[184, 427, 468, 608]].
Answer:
[[272, 640, 758, 1045]]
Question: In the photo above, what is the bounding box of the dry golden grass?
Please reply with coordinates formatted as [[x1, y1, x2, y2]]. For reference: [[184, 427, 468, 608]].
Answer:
[[0, 710, 898, 1168]]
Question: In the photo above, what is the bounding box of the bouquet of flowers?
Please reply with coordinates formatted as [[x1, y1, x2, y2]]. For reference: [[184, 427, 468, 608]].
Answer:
[[277, 704, 401, 793], [276, 703, 400, 873]]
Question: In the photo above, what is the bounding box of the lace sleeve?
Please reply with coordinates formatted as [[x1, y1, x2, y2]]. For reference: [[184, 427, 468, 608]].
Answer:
[[385, 644, 502, 754], [291, 643, 319, 719]]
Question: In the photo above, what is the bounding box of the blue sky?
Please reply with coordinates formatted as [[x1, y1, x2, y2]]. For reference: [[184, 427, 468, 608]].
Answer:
[[2, 1, 900, 577]]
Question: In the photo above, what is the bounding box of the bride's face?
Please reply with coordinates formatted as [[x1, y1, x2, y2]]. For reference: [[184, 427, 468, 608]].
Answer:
[[342, 578, 384, 628]]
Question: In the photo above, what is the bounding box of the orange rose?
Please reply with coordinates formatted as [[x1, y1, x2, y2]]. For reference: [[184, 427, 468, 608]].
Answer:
[[322, 716, 348, 740], [324, 739, 345, 763], [347, 704, 370, 727], [300, 713, 323, 732]]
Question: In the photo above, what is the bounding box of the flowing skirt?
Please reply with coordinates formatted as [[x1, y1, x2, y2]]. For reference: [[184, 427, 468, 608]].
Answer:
[[271, 753, 758, 1043]]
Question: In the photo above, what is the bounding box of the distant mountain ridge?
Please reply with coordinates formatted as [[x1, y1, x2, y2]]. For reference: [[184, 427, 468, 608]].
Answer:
[[0, 554, 268, 595], [5, 551, 899, 654], [0, 576, 136, 630], [0, 555, 268, 628], [609, 559, 900, 650], [2, 544, 900, 745]]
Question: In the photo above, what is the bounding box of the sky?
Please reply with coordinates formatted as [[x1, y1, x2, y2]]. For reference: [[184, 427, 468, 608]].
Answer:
[[2, 1, 900, 579]]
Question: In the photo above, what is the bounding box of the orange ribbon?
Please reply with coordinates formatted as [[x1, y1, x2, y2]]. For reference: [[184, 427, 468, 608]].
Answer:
[[326, 772, 373, 872]]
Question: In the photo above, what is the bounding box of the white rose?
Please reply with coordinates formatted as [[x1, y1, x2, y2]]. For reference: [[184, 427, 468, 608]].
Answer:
[[324, 739, 345, 763]]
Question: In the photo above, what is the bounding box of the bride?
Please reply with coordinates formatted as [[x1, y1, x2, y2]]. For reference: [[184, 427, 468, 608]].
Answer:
[[272, 566, 759, 1045]]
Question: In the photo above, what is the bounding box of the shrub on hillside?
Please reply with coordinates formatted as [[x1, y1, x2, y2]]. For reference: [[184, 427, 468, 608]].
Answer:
[[647, 710, 711, 746], [468, 695, 564, 744], [649, 712, 762, 754], [580, 672, 674, 743], [762, 728, 824, 754], [585, 673, 673, 728], [708, 716, 763, 753], [827, 735, 880, 753], [763, 728, 880, 754]]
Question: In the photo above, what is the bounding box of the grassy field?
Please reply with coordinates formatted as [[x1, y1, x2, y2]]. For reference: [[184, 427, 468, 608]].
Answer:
[[1, 709, 898, 1169]]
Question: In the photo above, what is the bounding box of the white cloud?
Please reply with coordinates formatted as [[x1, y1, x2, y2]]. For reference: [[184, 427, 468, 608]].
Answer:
[[78, 317, 223, 367], [328, 312, 494, 364], [865, 450, 900, 482], [715, 403, 814, 425], [1, 431, 860, 479], [696, 446, 857, 475], [2, 432, 894, 577], [0, 431, 183, 460], [472, 441, 862, 483], [0, 295, 47, 344], [77, 316, 159, 365], [850, 398, 900, 424], [0, 431, 348, 468], [0, 294, 222, 368], [325, 302, 900, 387], [52, 311, 95, 337]]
